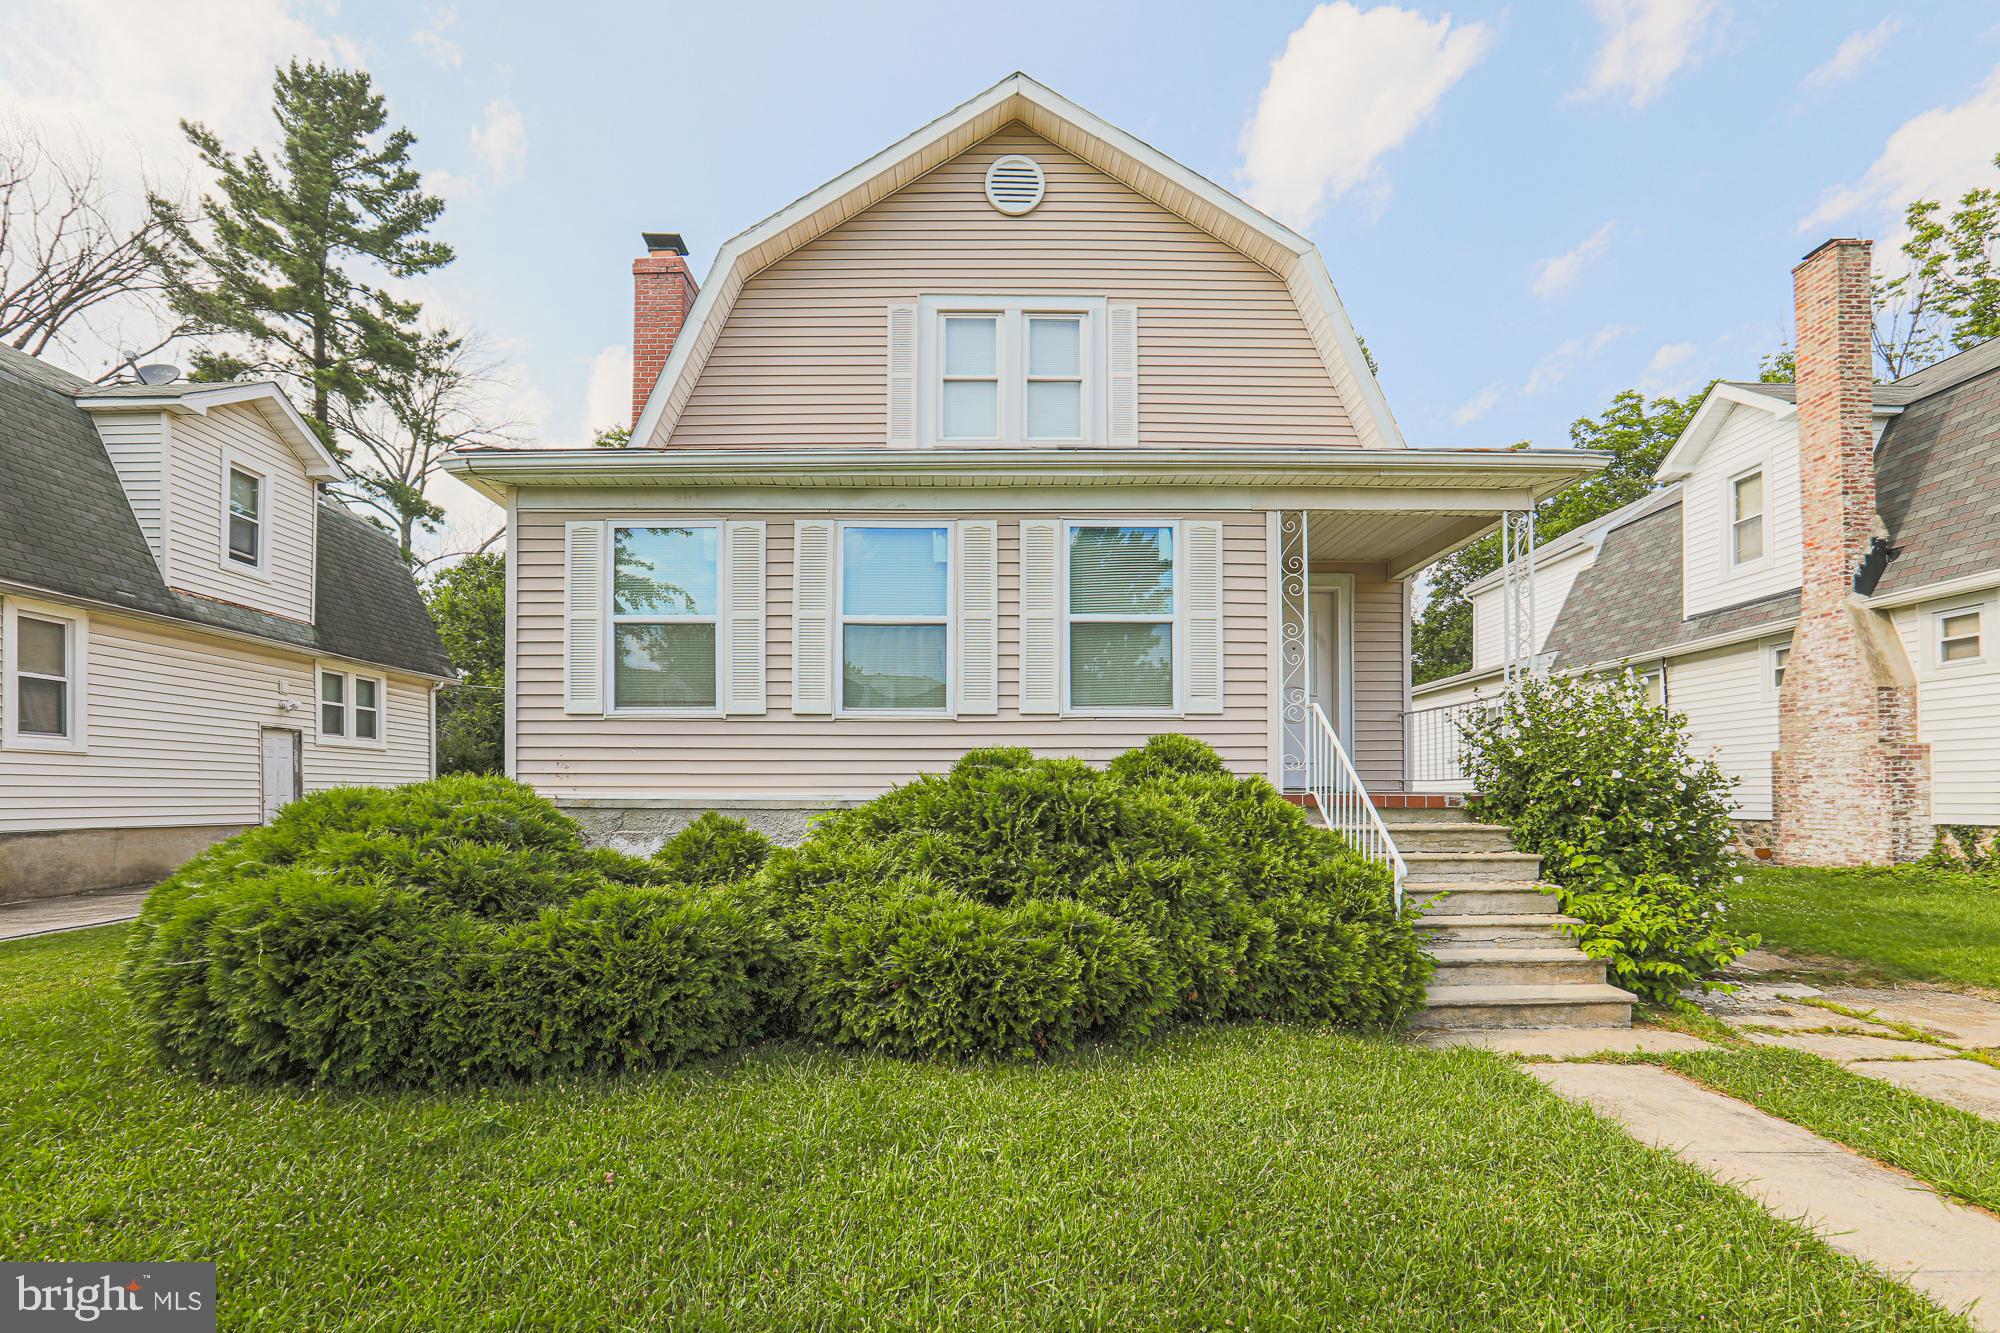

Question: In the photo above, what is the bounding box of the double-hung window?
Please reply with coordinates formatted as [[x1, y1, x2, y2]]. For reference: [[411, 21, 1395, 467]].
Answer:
[[839, 524, 950, 712], [319, 668, 385, 743], [925, 298, 1101, 444], [1066, 523, 1175, 712], [12, 612, 78, 742], [611, 524, 719, 710], [1938, 606, 1983, 666], [226, 463, 265, 569], [1730, 468, 1765, 566], [1771, 643, 1790, 690]]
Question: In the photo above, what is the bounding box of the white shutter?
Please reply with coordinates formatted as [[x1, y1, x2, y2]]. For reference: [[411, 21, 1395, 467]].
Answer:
[[791, 519, 835, 714], [887, 304, 918, 446], [1107, 303, 1138, 445], [1183, 519, 1224, 714], [564, 521, 607, 715], [722, 520, 767, 715], [1019, 519, 1062, 714], [956, 520, 998, 714]]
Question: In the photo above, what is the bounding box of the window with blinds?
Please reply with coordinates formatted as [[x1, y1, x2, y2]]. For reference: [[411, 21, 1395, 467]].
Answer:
[[919, 298, 1114, 445], [840, 525, 951, 711], [611, 525, 719, 710], [1066, 524, 1174, 711]]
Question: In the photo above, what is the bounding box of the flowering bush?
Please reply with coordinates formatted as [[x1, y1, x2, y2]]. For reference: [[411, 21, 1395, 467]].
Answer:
[[1460, 673, 1754, 1006]]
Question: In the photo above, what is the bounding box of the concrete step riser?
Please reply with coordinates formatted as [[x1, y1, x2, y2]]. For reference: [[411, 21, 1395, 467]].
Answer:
[[1389, 828, 1518, 853], [1410, 1000, 1633, 1031], [1431, 957, 1607, 986], [1403, 856, 1544, 883], [1421, 925, 1574, 946], [1375, 806, 1478, 825], [1416, 891, 1560, 916]]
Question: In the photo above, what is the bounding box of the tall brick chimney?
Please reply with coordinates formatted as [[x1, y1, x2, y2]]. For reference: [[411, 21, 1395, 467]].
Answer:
[[1773, 238, 1929, 864], [631, 231, 698, 432]]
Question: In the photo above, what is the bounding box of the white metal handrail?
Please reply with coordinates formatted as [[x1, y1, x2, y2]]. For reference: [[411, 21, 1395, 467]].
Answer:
[[1304, 702, 1409, 914]]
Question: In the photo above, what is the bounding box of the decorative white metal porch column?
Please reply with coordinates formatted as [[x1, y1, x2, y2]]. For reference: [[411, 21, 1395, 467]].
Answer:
[[1278, 510, 1310, 789], [1499, 507, 1538, 686]]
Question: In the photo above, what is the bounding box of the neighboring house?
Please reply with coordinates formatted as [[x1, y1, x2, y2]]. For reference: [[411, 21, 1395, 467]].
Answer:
[[440, 74, 1605, 850], [0, 344, 453, 901], [1414, 238, 2000, 864]]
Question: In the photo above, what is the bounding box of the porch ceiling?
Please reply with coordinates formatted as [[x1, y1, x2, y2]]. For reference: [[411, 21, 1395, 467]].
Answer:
[[1303, 509, 1496, 580]]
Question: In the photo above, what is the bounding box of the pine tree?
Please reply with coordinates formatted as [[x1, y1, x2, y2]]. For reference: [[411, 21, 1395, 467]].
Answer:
[[147, 61, 452, 444]]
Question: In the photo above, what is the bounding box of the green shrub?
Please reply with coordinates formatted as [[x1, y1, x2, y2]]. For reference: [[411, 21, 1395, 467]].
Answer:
[[652, 812, 774, 886], [1459, 674, 1755, 1007], [123, 776, 788, 1088], [768, 737, 1426, 1058]]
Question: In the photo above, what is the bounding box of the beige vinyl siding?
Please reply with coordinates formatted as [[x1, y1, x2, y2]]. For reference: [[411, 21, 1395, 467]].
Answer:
[[95, 410, 170, 568], [1470, 545, 1592, 672], [1893, 594, 2000, 824], [1682, 405, 1803, 619], [670, 125, 1357, 451], [516, 507, 1283, 797], [165, 403, 317, 622], [0, 595, 432, 833], [1665, 640, 1783, 821]]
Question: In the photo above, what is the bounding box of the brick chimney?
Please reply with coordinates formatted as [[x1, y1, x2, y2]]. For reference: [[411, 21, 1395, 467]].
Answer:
[[631, 231, 697, 432], [1772, 238, 1929, 864]]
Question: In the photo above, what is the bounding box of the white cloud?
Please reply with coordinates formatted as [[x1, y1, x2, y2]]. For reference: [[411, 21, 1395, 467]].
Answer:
[[1800, 65, 2000, 235], [1574, 0, 1719, 110], [412, 7, 463, 69], [470, 98, 526, 184], [1799, 18, 1899, 93], [1530, 222, 1615, 299], [582, 345, 633, 439], [1640, 340, 1699, 391], [1524, 324, 1626, 395], [1237, 2, 1493, 227], [1449, 383, 1504, 427]]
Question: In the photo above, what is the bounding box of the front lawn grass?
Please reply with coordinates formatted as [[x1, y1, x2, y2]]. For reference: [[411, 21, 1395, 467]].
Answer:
[[0, 926, 1966, 1330], [1666, 1042, 2000, 1215], [1733, 865, 2000, 991]]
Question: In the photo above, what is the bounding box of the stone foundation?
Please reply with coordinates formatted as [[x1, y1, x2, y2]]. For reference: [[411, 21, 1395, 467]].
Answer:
[[0, 824, 247, 904], [1731, 819, 1778, 861], [562, 799, 857, 855]]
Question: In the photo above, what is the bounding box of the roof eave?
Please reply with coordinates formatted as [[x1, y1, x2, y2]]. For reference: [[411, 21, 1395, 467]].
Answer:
[[77, 382, 344, 480]]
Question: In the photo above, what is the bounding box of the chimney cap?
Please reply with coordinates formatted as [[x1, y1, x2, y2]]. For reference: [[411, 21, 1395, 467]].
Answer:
[[641, 231, 688, 256]]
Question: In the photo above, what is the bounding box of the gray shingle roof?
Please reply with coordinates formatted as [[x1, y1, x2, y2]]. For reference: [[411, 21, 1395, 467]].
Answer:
[[1872, 349, 2000, 597], [0, 344, 450, 678], [1540, 497, 1797, 669]]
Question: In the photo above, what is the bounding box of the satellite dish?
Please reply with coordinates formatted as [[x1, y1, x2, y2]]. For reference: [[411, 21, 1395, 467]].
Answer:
[[135, 363, 181, 386]]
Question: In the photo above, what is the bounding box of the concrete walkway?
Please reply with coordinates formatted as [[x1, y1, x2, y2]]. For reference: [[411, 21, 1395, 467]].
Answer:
[[1532, 1062, 2000, 1329], [0, 887, 149, 942]]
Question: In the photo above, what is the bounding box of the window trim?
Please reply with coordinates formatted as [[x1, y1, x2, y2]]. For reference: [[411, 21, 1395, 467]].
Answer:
[[1725, 463, 1769, 571], [917, 295, 1107, 447], [834, 520, 955, 718], [317, 665, 388, 749], [1933, 601, 1986, 671], [2, 599, 87, 752], [605, 520, 725, 717], [1061, 517, 1183, 718], [220, 450, 272, 579], [1766, 639, 1791, 697]]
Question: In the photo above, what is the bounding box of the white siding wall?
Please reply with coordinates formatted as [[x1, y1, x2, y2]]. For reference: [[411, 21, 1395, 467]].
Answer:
[[95, 410, 170, 568], [1665, 639, 1785, 821], [1469, 545, 1591, 672], [0, 594, 433, 833], [1893, 592, 2000, 825], [164, 403, 317, 622], [513, 506, 1366, 798], [1682, 405, 1803, 619]]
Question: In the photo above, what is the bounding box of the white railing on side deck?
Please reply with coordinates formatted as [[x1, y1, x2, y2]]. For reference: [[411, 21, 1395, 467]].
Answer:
[[1304, 702, 1408, 915]]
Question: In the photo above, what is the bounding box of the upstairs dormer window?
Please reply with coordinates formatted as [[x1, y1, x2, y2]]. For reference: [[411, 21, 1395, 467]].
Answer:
[[1729, 467, 1765, 566], [921, 296, 1106, 445], [226, 462, 266, 570]]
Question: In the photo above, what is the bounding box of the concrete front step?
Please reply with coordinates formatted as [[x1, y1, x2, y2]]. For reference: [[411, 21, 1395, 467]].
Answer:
[[1402, 851, 1544, 883], [1385, 822, 1518, 853], [1410, 982, 1635, 1031], [1411, 885, 1560, 916], [1428, 946, 1607, 986], [1374, 804, 1478, 824], [1417, 913, 1583, 946]]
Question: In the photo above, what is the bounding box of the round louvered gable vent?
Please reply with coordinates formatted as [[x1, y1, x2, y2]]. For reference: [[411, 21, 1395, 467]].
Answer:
[[984, 155, 1046, 216]]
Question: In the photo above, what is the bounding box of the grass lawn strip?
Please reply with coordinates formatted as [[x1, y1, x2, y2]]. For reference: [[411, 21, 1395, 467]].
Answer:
[[1733, 867, 2000, 992], [1, 926, 1964, 1330]]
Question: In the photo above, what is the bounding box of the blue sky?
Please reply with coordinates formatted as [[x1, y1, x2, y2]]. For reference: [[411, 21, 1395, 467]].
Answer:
[[7, 1, 2000, 534]]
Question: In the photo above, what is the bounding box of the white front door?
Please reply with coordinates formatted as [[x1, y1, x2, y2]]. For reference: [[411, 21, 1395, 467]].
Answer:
[[260, 727, 299, 822]]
